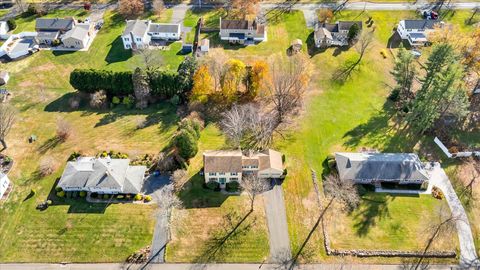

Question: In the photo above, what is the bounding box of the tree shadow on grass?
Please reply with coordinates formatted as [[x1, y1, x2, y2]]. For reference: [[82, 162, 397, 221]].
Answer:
[[342, 100, 419, 152], [306, 32, 328, 58], [190, 209, 255, 267], [353, 194, 392, 237], [178, 172, 230, 209], [37, 136, 62, 154]]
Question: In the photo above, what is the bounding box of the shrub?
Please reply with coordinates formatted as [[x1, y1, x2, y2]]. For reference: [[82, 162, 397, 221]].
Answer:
[[46, 200, 52, 205], [134, 194, 143, 201], [39, 157, 57, 177], [356, 184, 368, 196], [144, 195, 152, 202], [55, 186, 62, 192], [117, 195, 124, 199], [52, 39, 61, 47], [282, 154, 286, 163], [112, 96, 121, 105], [122, 96, 134, 109], [7, 19, 16, 31], [179, 119, 200, 140], [56, 191, 65, 198], [206, 181, 219, 190], [89, 90, 108, 109], [283, 168, 288, 176], [226, 181, 240, 192], [327, 159, 336, 170], [4, 156, 12, 163], [68, 151, 82, 161], [169, 95, 180, 105], [175, 129, 198, 160], [432, 186, 444, 200], [103, 194, 110, 200], [388, 89, 400, 102], [79, 191, 87, 197], [56, 118, 72, 141]]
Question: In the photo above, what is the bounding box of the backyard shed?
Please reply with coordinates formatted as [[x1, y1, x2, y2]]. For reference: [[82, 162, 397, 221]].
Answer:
[[291, 39, 303, 52], [0, 71, 9, 85]]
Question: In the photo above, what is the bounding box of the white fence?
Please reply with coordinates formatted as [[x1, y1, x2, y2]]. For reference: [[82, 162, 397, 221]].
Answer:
[[434, 137, 480, 158]]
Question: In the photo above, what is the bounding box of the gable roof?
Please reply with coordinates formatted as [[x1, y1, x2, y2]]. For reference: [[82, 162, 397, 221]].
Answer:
[[35, 18, 75, 31], [314, 27, 333, 41], [203, 150, 243, 173], [37, 30, 59, 40], [123, 19, 150, 37], [148, 23, 180, 33], [58, 157, 146, 193], [403, 19, 437, 30], [335, 152, 429, 182], [63, 26, 89, 41]]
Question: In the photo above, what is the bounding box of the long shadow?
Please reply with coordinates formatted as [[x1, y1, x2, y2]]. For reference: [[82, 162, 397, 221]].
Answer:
[[37, 136, 62, 154], [105, 36, 132, 64], [306, 32, 327, 58], [387, 31, 410, 49], [353, 194, 392, 237], [178, 172, 229, 209], [191, 209, 255, 266], [342, 100, 418, 152]]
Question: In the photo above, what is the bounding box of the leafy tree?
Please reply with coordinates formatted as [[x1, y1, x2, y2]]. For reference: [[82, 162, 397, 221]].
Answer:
[[132, 67, 151, 109], [175, 129, 198, 159], [406, 44, 469, 134], [318, 8, 333, 23], [347, 23, 360, 42], [245, 60, 269, 100], [7, 19, 16, 31], [391, 47, 417, 108], [119, 0, 144, 19], [70, 69, 133, 95], [221, 59, 246, 102], [191, 65, 213, 103]]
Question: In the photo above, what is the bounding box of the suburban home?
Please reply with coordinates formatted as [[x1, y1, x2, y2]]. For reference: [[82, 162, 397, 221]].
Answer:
[[57, 157, 146, 195], [121, 19, 181, 50], [335, 152, 430, 189], [314, 21, 362, 48], [0, 21, 9, 36], [203, 149, 284, 188], [219, 17, 267, 44], [0, 71, 9, 85], [397, 19, 440, 46], [35, 17, 75, 45], [62, 23, 92, 49], [0, 173, 10, 199]]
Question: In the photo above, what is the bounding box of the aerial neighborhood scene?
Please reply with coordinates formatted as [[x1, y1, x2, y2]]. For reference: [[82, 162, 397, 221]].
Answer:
[[0, 0, 480, 269]]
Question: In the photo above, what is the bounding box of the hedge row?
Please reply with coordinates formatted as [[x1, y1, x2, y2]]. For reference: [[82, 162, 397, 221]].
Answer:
[[70, 69, 133, 96]]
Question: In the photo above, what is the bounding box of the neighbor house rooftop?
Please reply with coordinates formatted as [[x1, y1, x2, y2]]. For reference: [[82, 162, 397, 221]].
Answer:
[[35, 18, 75, 31]]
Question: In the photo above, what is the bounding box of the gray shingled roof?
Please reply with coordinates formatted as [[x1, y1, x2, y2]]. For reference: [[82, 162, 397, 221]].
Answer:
[[403, 20, 437, 30], [58, 157, 146, 194], [63, 26, 89, 41], [123, 20, 149, 37], [148, 23, 180, 33], [35, 18, 74, 31], [37, 31, 59, 39], [335, 152, 429, 182]]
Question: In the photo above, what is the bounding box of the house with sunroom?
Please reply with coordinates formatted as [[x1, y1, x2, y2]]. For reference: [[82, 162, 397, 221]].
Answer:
[[396, 19, 441, 46], [203, 149, 284, 189]]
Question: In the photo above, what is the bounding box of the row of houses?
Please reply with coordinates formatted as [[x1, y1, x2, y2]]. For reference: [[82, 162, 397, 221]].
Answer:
[[55, 149, 430, 195]]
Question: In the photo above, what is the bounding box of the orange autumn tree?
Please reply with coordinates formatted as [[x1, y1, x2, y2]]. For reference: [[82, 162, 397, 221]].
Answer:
[[119, 0, 144, 19], [191, 65, 214, 103], [228, 0, 260, 19], [221, 59, 246, 103], [246, 60, 269, 100]]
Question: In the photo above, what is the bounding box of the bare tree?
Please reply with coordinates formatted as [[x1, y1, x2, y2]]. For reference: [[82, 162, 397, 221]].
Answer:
[[56, 118, 72, 142], [201, 48, 228, 92], [136, 49, 162, 72], [171, 169, 188, 192], [240, 174, 269, 212], [15, 0, 28, 13], [118, 0, 144, 19], [333, 31, 374, 83], [266, 53, 312, 124], [220, 104, 276, 150], [0, 104, 17, 150], [38, 156, 57, 177], [152, 0, 165, 16], [323, 173, 360, 211], [158, 183, 183, 231]]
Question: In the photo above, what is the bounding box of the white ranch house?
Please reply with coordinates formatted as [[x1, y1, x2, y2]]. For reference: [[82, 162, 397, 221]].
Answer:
[[121, 19, 181, 50], [397, 19, 440, 46]]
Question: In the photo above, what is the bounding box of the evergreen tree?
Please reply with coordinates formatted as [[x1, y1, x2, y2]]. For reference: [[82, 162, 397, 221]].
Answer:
[[390, 47, 416, 108], [132, 67, 151, 109]]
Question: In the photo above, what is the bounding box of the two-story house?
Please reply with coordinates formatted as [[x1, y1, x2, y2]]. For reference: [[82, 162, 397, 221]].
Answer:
[[314, 21, 362, 48], [397, 19, 439, 46], [335, 152, 430, 190], [122, 19, 181, 50], [219, 18, 267, 45], [203, 149, 283, 189], [57, 157, 146, 195]]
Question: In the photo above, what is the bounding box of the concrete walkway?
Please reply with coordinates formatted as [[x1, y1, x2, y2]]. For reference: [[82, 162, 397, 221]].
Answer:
[[263, 184, 292, 263], [429, 163, 479, 268]]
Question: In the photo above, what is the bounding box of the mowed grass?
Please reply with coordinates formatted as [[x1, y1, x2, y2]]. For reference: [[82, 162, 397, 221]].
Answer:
[[167, 125, 270, 263], [0, 9, 189, 262], [328, 193, 456, 251]]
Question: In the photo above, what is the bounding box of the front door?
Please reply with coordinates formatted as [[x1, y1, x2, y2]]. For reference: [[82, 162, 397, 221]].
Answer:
[[219, 178, 226, 189]]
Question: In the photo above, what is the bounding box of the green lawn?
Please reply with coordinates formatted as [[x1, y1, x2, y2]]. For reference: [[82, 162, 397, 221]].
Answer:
[[328, 193, 456, 251], [13, 9, 89, 34]]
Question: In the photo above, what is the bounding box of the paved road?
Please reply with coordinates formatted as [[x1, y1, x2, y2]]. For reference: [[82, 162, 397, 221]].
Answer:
[[260, 1, 480, 10], [0, 263, 465, 270], [263, 183, 292, 263], [429, 164, 479, 268]]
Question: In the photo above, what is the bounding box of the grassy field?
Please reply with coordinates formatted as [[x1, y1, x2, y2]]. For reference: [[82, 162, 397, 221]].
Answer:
[[0, 8, 187, 262]]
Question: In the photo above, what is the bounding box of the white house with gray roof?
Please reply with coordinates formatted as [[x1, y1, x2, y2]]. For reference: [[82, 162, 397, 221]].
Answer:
[[62, 23, 92, 49], [203, 149, 284, 189], [314, 21, 362, 48], [121, 19, 181, 50], [397, 19, 441, 46], [57, 157, 146, 195], [335, 152, 430, 189]]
